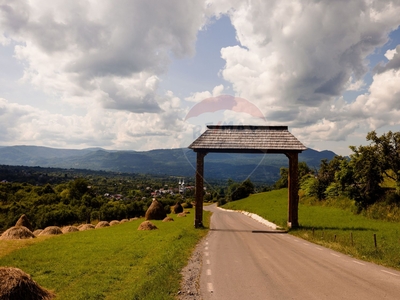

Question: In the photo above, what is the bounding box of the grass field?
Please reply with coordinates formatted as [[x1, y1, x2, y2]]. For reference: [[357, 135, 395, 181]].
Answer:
[[0, 210, 209, 300], [223, 189, 400, 270]]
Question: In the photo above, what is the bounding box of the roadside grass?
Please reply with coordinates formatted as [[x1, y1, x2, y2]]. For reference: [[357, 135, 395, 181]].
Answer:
[[0, 210, 209, 300], [222, 189, 400, 270]]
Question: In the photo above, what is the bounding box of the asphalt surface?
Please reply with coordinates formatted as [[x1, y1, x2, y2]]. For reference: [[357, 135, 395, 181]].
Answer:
[[200, 204, 400, 300]]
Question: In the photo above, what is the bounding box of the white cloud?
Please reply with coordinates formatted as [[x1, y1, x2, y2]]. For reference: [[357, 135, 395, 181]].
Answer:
[[208, 0, 400, 148], [2, 0, 400, 154], [1, 0, 207, 113]]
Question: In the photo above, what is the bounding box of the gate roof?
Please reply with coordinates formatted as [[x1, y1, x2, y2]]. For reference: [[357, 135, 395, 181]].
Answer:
[[188, 125, 307, 154]]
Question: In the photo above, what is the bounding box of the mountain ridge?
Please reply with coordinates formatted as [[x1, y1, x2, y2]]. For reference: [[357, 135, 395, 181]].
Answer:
[[0, 145, 337, 183]]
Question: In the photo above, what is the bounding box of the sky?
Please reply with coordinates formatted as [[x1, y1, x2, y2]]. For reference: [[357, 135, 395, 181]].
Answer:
[[1, 0, 400, 156]]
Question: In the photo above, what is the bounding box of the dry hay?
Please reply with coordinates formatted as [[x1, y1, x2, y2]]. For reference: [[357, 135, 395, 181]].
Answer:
[[145, 199, 167, 220], [177, 212, 187, 217], [61, 226, 79, 233], [0, 226, 35, 240], [39, 226, 63, 236], [78, 224, 95, 231], [162, 217, 174, 222], [0, 267, 55, 300], [173, 202, 184, 214], [33, 229, 43, 236], [138, 221, 158, 230], [109, 220, 120, 226], [120, 219, 129, 223], [95, 221, 110, 228], [130, 217, 139, 221], [15, 214, 33, 231]]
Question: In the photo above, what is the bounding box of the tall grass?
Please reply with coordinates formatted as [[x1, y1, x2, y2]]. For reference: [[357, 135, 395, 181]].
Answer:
[[0, 211, 209, 300], [223, 189, 400, 270]]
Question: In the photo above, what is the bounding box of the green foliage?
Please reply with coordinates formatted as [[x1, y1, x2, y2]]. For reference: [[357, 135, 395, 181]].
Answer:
[[0, 168, 202, 231], [274, 162, 314, 190], [227, 179, 255, 201]]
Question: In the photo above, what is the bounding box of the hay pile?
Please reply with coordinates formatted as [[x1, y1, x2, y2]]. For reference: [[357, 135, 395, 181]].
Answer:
[[162, 217, 174, 222], [39, 226, 63, 236], [0, 226, 35, 240], [138, 221, 158, 230], [109, 220, 120, 226], [120, 219, 129, 223], [78, 224, 95, 231], [130, 217, 139, 221], [0, 267, 55, 300], [95, 221, 110, 228], [61, 226, 79, 233], [173, 202, 184, 214], [177, 212, 187, 217], [145, 199, 167, 220], [33, 229, 43, 236], [15, 214, 33, 231]]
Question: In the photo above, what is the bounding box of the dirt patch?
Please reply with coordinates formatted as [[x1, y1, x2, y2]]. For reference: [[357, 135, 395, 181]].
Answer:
[[177, 236, 207, 300]]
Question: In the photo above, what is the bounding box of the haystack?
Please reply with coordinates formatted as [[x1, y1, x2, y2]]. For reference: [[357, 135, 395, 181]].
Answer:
[[120, 219, 129, 223], [95, 221, 110, 228], [110, 220, 120, 226], [0, 226, 35, 240], [130, 217, 139, 221], [138, 221, 158, 230], [162, 217, 174, 222], [78, 224, 95, 231], [61, 226, 79, 233], [177, 212, 187, 217], [15, 214, 33, 231], [0, 267, 55, 300], [33, 229, 43, 236], [173, 202, 184, 214], [145, 199, 167, 220], [39, 226, 63, 236]]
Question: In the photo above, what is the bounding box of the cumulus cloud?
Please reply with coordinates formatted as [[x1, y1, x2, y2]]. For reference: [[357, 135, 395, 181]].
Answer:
[[0, 0, 206, 113], [2, 0, 400, 153], [208, 0, 400, 145]]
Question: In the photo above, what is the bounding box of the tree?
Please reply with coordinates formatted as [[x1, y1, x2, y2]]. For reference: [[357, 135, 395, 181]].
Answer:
[[366, 131, 400, 192], [229, 179, 255, 201], [349, 144, 383, 208]]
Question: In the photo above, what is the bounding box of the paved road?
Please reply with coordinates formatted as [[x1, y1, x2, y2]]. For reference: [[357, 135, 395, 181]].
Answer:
[[200, 204, 400, 299]]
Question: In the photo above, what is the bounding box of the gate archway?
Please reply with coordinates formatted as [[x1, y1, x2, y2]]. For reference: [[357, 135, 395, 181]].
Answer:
[[188, 125, 307, 228]]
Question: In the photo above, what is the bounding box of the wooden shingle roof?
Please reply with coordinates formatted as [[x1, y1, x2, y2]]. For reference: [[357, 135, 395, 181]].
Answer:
[[188, 125, 307, 153]]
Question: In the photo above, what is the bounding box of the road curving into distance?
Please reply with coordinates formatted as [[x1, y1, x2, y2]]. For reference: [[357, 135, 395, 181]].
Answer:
[[200, 204, 400, 300]]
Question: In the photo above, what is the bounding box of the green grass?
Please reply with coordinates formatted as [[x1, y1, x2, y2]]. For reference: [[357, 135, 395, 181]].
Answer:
[[223, 189, 400, 270], [0, 211, 209, 300]]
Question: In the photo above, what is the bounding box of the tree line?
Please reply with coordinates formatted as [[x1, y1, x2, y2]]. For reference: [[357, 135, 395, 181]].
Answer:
[[277, 130, 400, 212]]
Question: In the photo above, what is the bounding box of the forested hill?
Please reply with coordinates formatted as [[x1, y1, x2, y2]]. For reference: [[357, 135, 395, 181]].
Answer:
[[0, 146, 336, 183]]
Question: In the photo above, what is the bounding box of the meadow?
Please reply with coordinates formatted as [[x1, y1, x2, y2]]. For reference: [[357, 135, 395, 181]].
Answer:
[[223, 189, 400, 270], [0, 211, 209, 300]]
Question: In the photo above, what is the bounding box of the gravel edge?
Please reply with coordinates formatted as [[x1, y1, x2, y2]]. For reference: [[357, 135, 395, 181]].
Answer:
[[177, 235, 208, 300]]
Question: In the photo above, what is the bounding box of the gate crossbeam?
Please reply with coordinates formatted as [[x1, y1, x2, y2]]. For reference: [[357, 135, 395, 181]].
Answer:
[[189, 125, 307, 228]]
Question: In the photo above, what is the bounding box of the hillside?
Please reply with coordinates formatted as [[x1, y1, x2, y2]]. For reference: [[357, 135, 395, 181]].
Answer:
[[0, 146, 336, 183]]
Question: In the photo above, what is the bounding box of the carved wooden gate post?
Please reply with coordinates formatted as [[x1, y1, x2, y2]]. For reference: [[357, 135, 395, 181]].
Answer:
[[195, 151, 207, 228], [286, 152, 299, 228]]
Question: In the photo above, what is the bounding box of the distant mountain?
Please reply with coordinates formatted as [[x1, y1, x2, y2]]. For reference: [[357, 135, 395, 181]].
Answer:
[[0, 146, 337, 184]]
